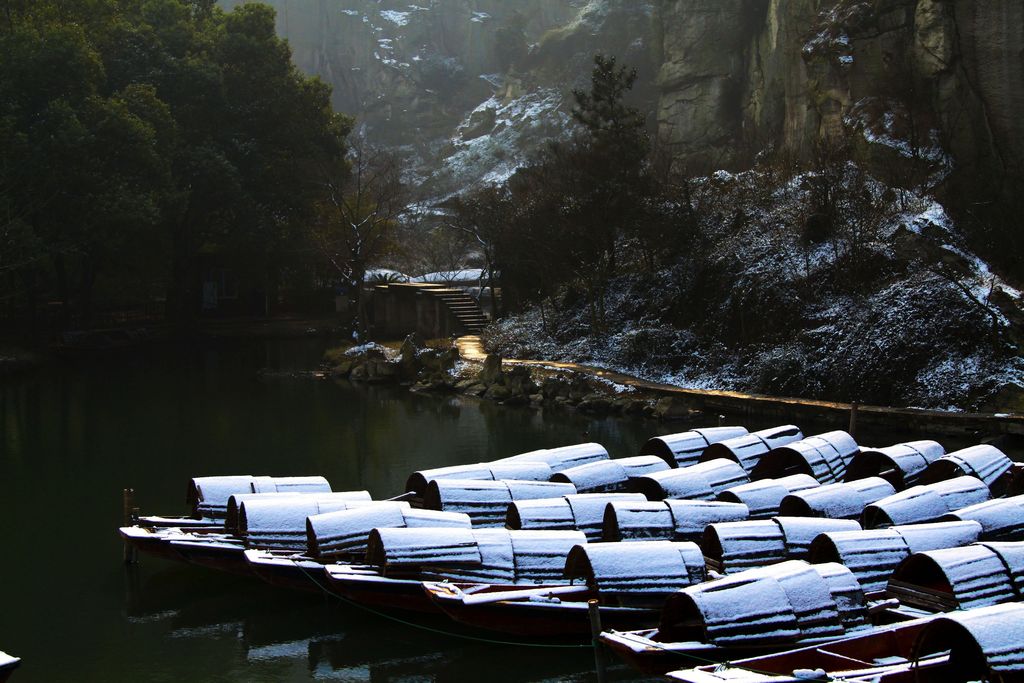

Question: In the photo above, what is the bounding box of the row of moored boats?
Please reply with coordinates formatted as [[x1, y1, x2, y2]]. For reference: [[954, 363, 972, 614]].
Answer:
[[120, 424, 1024, 681]]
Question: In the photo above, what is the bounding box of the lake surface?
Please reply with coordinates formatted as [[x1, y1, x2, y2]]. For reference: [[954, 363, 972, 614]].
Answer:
[[0, 338, 675, 682], [0, 338, 995, 682]]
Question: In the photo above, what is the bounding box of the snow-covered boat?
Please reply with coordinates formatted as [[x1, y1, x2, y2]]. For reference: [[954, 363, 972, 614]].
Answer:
[[886, 541, 1024, 614], [506, 492, 647, 540], [424, 540, 708, 637], [603, 499, 749, 542], [807, 520, 983, 595], [632, 458, 748, 501], [639, 426, 749, 469], [700, 425, 805, 472], [598, 560, 874, 674], [778, 477, 896, 519], [550, 455, 670, 493], [861, 476, 991, 528], [701, 517, 860, 574], [749, 430, 859, 483], [919, 444, 1014, 494], [716, 474, 819, 519], [421, 478, 576, 526], [941, 493, 1024, 541], [845, 440, 946, 490], [0, 651, 20, 683], [322, 528, 587, 613], [665, 602, 1024, 683]]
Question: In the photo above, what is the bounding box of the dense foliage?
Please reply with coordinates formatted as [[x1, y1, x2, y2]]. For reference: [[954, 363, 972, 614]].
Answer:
[[0, 0, 351, 336]]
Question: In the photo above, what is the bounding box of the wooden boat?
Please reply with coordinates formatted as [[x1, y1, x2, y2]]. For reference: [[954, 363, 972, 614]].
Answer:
[[422, 478, 576, 526], [550, 455, 670, 493], [639, 426, 749, 469], [717, 474, 819, 519], [941, 493, 1024, 541], [0, 651, 20, 683], [244, 549, 342, 593], [603, 499, 749, 543], [700, 425, 805, 472], [919, 444, 1014, 495], [598, 560, 873, 674], [323, 528, 588, 614], [424, 540, 708, 637], [861, 476, 991, 528], [807, 520, 983, 596], [632, 458, 749, 501], [506, 492, 647, 540], [665, 602, 1024, 682], [701, 517, 860, 574], [778, 477, 896, 519], [845, 440, 946, 490], [886, 541, 1024, 614], [749, 430, 859, 483]]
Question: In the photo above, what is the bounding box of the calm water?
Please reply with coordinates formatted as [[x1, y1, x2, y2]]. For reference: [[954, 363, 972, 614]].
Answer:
[[0, 339, 675, 682]]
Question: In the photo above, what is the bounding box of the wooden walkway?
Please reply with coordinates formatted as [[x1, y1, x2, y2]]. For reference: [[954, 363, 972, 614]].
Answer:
[[455, 336, 1024, 437]]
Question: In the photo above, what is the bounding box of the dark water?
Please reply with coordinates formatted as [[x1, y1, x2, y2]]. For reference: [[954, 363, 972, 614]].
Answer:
[[0, 339, 676, 683]]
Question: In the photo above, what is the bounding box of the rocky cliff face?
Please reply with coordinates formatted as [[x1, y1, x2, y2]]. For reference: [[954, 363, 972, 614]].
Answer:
[[222, 0, 1022, 201], [656, 0, 1024, 189]]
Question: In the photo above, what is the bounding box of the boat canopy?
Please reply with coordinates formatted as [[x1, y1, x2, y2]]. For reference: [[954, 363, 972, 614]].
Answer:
[[238, 495, 392, 550], [807, 520, 983, 593], [632, 458, 748, 501], [423, 479, 577, 527], [702, 517, 859, 573], [564, 541, 706, 606], [718, 474, 819, 519], [506, 493, 646, 540], [225, 490, 371, 532], [306, 505, 470, 559], [639, 426, 749, 468], [495, 442, 610, 472], [750, 431, 860, 483], [942, 494, 1024, 541], [779, 477, 896, 519], [861, 476, 991, 528], [367, 528, 587, 584], [603, 499, 749, 542], [890, 541, 1024, 611], [659, 561, 868, 646], [550, 456, 669, 493], [404, 461, 553, 496], [700, 425, 804, 472], [913, 602, 1024, 678], [920, 445, 1013, 492], [188, 475, 332, 519], [845, 440, 945, 490]]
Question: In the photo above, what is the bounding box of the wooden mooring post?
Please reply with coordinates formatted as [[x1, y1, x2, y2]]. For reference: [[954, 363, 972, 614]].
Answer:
[[588, 599, 608, 683], [123, 488, 138, 564], [849, 402, 859, 439]]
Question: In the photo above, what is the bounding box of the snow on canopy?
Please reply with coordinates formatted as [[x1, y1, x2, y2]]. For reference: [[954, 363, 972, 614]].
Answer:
[[225, 490, 372, 533], [942, 494, 1024, 541], [700, 425, 804, 472], [495, 442, 610, 472], [238, 495, 392, 550], [404, 461, 553, 496], [702, 517, 859, 574], [603, 499, 749, 543], [506, 492, 646, 541], [367, 526, 482, 570], [751, 431, 860, 483], [423, 478, 577, 527], [916, 603, 1024, 676], [632, 458, 748, 501], [920, 445, 1013, 492], [550, 455, 669, 493], [779, 477, 896, 519], [890, 542, 1024, 611], [807, 520, 983, 593], [411, 529, 587, 584], [862, 476, 991, 528], [250, 476, 333, 495], [564, 541, 706, 606], [410, 268, 485, 284], [659, 561, 866, 646], [306, 504, 471, 559], [639, 426, 749, 469], [845, 440, 946, 490], [718, 474, 819, 519]]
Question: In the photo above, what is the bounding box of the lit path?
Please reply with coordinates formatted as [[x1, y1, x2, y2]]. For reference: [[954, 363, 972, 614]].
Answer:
[[454, 336, 1024, 437]]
